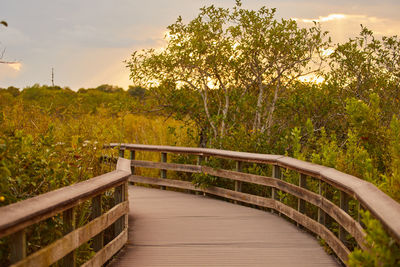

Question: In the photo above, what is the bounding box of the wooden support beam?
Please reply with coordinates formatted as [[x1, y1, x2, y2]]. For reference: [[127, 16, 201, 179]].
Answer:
[[124, 181, 128, 229], [318, 180, 326, 226], [62, 208, 75, 267], [234, 161, 242, 204], [195, 155, 204, 195], [130, 150, 135, 175], [114, 185, 123, 236], [91, 195, 103, 252], [119, 148, 125, 158], [10, 230, 26, 264], [339, 191, 349, 244], [298, 174, 307, 214], [160, 152, 167, 190], [272, 165, 281, 215]]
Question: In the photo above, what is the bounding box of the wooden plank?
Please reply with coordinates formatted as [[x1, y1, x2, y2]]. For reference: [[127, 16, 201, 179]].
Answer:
[[0, 158, 131, 239], [274, 201, 350, 263], [298, 174, 307, 214], [119, 149, 125, 158], [130, 176, 199, 192], [234, 161, 242, 204], [132, 177, 349, 257], [109, 144, 400, 245], [131, 160, 202, 173], [201, 166, 366, 246], [107, 143, 282, 164], [82, 228, 128, 267], [131, 175, 365, 250], [110, 186, 339, 267], [318, 180, 326, 226], [160, 152, 167, 190], [130, 150, 136, 175], [11, 201, 128, 267], [339, 191, 349, 244], [91, 195, 104, 252], [114, 185, 124, 236], [61, 208, 76, 267], [200, 186, 350, 264], [272, 165, 281, 204], [10, 230, 26, 264]]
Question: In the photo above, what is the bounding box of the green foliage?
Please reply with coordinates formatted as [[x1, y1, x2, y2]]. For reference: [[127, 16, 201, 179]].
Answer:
[[127, 1, 329, 147], [1, 2, 400, 265], [0, 83, 193, 265], [125, 3, 400, 263], [348, 211, 400, 266]]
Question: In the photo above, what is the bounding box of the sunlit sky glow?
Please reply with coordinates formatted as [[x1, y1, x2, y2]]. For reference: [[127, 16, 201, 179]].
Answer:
[[0, 0, 399, 90]]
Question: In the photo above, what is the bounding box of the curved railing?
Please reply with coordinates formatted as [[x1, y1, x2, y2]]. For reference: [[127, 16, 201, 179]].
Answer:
[[107, 143, 400, 265], [0, 158, 131, 267]]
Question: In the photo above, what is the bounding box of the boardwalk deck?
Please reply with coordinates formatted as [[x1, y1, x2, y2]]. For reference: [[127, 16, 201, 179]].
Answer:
[[109, 186, 340, 267]]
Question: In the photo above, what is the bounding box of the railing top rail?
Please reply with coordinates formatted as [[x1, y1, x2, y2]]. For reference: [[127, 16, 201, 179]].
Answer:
[[0, 158, 131, 238], [107, 143, 400, 244]]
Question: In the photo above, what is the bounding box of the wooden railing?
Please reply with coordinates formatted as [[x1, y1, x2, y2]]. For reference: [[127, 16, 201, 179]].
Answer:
[[108, 143, 400, 265], [0, 158, 131, 267]]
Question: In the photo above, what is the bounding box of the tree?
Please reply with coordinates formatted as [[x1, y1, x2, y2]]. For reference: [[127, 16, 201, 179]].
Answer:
[[126, 1, 330, 147]]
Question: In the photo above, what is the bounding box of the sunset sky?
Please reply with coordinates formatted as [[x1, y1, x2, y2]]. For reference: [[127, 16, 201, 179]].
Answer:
[[1, 0, 399, 90]]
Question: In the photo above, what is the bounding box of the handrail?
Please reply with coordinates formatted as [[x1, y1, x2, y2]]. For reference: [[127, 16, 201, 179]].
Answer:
[[107, 143, 400, 265], [0, 158, 131, 266]]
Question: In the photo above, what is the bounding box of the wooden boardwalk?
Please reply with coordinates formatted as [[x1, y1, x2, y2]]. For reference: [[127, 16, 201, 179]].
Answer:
[[109, 186, 339, 267]]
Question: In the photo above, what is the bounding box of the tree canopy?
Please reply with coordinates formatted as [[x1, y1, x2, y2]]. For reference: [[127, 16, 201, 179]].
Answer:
[[127, 1, 330, 146]]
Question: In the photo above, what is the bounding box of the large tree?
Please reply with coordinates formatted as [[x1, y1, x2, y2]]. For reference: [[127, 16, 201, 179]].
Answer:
[[126, 1, 330, 147]]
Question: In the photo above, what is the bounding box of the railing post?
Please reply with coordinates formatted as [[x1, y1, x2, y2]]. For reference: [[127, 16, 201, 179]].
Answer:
[[234, 161, 242, 204], [339, 191, 349, 243], [297, 173, 307, 226], [10, 230, 26, 264], [196, 155, 204, 195], [272, 165, 281, 214], [119, 147, 125, 158], [130, 150, 135, 186], [318, 180, 326, 225], [92, 195, 103, 252], [160, 152, 167, 190], [114, 184, 124, 236], [62, 207, 76, 267], [130, 150, 135, 175]]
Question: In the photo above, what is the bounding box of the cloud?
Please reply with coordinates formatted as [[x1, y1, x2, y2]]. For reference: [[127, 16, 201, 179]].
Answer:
[[293, 13, 347, 23], [8, 62, 22, 71], [0, 62, 22, 83], [293, 13, 400, 43]]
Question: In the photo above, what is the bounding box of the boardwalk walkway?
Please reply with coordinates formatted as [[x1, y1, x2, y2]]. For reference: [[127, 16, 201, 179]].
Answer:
[[110, 186, 339, 267]]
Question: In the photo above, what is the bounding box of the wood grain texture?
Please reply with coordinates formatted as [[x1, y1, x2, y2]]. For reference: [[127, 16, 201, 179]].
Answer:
[[131, 160, 202, 173], [0, 158, 131, 239], [11, 201, 128, 267], [128, 176, 351, 263], [81, 228, 128, 267], [109, 186, 339, 267], [109, 144, 400, 245], [202, 167, 366, 248]]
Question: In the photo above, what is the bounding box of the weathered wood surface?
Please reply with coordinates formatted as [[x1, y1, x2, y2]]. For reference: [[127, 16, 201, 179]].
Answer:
[[81, 229, 128, 267], [0, 158, 131, 239], [108, 144, 400, 244], [129, 175, 350, 262], [11, 201, 128, 267], [201, 167, 366, 248], [131, 160, 202, 173], [109, 186, 339, 267]]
